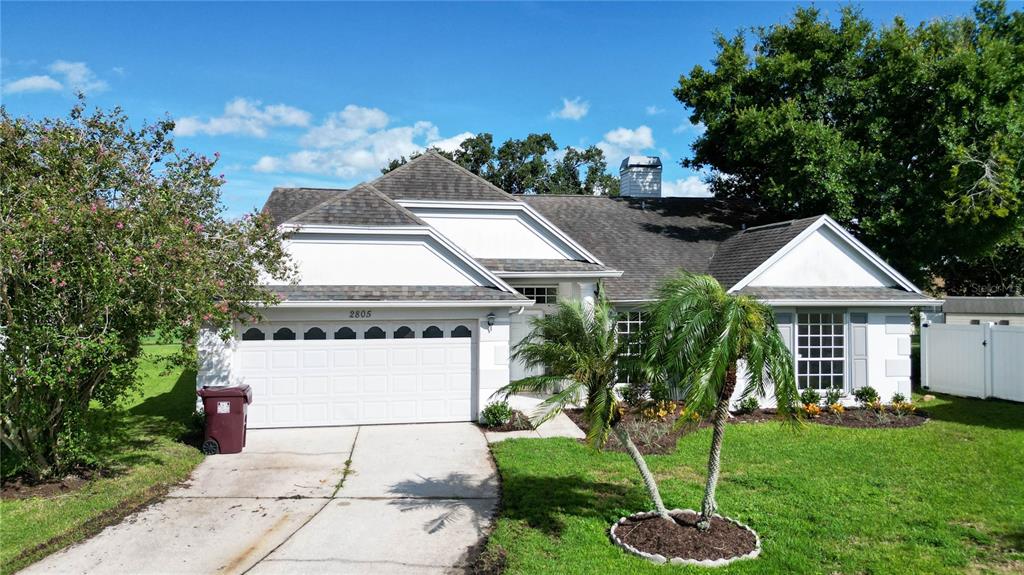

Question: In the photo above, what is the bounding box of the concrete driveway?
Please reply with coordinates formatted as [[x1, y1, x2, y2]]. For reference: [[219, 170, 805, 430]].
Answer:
[[21, 423, 498, 575]]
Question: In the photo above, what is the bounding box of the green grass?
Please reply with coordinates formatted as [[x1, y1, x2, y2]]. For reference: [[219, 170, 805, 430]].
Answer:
[[488, 395, 1024, 574], [0, 345, 204, 575]]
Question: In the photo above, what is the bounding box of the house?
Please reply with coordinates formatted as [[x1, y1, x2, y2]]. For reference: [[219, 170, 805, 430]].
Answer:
[[939, 296, 1024, 326], [198, 151, 939, 428]]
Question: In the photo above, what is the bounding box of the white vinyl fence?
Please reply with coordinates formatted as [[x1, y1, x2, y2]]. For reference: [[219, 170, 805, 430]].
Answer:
[[921, 322, 1024, 402]]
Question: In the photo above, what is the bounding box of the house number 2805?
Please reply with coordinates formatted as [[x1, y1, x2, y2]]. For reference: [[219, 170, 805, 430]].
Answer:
[[349, 310, 372, 319]]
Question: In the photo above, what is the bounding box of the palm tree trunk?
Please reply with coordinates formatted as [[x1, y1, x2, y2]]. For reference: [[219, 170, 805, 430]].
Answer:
[[698, 364, 738, 531], [612, 425, 672, 521]]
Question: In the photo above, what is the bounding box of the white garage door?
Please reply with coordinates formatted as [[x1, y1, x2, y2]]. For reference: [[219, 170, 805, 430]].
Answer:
[[235, 321, 475, 428]]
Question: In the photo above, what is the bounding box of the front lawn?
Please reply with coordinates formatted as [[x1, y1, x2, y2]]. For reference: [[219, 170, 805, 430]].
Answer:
[[0, 345, 204, 575], [488, 395, 1024, 574]]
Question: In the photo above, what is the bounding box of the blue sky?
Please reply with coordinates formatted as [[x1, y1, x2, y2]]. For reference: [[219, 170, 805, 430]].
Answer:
[[1, 1, 1001, 216]]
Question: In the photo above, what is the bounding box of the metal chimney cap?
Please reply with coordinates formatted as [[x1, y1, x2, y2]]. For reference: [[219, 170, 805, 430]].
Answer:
[[619, 156, 662, 170]]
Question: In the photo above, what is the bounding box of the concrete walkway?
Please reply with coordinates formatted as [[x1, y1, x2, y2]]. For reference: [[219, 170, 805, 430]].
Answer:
[[21, 424, 498, 575], [484, 394, 587, 443]]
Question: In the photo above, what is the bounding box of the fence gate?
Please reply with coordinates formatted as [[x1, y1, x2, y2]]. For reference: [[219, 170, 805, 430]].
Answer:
[[921, 322, 1024, 401]]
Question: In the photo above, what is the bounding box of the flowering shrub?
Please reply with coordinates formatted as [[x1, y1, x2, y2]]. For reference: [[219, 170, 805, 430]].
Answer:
[[828, 403, 845, 415], [802, 403, 822, 417], [640, 400, 678, 421], [0, 102, 295, 479]]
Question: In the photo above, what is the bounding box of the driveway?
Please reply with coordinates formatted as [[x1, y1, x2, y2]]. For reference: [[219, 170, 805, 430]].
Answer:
[[21, 423, 498, 575]]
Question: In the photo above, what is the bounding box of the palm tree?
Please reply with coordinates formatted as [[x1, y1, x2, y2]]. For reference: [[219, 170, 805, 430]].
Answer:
[[640, 272, 799, 530], [494, 296, 673, 521]]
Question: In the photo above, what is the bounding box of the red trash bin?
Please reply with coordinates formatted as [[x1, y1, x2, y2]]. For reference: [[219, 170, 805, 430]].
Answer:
[[197, 385, 252, 455]]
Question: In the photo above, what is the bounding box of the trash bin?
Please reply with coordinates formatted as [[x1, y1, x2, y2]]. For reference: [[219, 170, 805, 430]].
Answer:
[[197, 385, 252, 455]]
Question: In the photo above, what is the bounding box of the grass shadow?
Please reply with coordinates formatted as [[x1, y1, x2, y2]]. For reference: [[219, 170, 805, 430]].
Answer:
[[129, 369, 196, 427], [498, 472, 634, 537], [922, 393, 1024, 431]]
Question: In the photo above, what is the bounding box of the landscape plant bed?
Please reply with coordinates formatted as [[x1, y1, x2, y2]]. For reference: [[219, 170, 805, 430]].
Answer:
[[1, 471, 100, 501], [565, 407, 780, 455], [811, 408, 928, 429], [610, 509, 759, 566], [481, 410, 535, 433]]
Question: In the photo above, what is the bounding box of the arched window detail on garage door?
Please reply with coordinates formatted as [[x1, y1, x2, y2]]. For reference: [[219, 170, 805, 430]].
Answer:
[[241, 327, 265, 341], [304, 327, 326, 340], [423, 326, 443, 338], [394, 326, 415, 339], [364, 326, 386, 340], [334, 327, 356, 340], [451, 325, 472, 338], [273, 327, 296, 341]]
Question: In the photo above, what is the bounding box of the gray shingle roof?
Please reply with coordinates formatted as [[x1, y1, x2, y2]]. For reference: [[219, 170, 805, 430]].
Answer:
[[522, 195, 750, 300], [369, 150, 516, 203], [263, 187, 346, 225], [268, 285, 529, 303], [477, 258, 616, 274], [286, 184, 426, 227], [736, 286, 932, 302], [943, 296, 1024, 314], [708, 216, 823, 289]]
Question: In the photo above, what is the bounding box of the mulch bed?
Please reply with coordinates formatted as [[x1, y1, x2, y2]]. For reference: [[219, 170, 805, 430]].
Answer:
[[565, 407, 781, 456], [615, 511, 757, 562], [811, 408, 929, 429], [480, 410, 535, 433], [1, 470, 100, 500]]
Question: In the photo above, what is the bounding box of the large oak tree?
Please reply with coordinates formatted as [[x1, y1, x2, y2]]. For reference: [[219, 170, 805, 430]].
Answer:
[[675, 1, 1023, 287]]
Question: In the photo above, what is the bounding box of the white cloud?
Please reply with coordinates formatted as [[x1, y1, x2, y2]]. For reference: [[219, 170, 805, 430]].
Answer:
[[427, 131, 474, 153], [48, 60, 108, 93], [673, 120, 706, 135], [550, 97, 590, 120], [3, 75, 62, 94], [662, 176, 712, 198], [597, 125, 655, 162], [645, 105, 665, 116], [253, 107, 470, 180], [174, 97, 311, 137]]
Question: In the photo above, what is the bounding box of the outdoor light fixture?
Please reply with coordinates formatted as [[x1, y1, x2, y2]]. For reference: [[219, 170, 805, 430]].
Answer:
[[486, 312, 496, 327]]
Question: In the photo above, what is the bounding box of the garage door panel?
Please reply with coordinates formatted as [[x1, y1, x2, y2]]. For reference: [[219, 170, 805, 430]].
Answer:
[[236, 322, 475, 428]]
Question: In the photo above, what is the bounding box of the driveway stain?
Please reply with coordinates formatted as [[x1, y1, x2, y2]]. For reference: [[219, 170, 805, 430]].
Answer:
[[219, 512, 292, 574]]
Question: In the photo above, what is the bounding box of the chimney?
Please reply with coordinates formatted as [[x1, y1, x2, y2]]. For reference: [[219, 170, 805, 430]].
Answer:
[[619, 156, 662, 198]]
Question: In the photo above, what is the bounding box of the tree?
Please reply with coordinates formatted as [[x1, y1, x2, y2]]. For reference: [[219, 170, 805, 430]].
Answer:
[[381, 133, 621, 195], [495, 297, 672, 521], [674, 1, 1024, 285], [641, 273, 799, 529], [937, 232, 1024, 296], [0, 102, 294, 479]]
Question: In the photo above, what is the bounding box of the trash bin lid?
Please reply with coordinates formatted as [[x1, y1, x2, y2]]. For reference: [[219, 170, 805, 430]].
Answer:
[[198, 385, 252, 401]]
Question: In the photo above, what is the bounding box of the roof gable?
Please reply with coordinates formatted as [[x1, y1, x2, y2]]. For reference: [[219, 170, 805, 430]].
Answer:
[[263, 187, 345, 225], [708, 216, 822, 289], [286, 184, 426, 227], [368, 150, 516, 203]]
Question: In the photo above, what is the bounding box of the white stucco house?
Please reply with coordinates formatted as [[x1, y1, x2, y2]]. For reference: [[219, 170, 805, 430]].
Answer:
[[198, 151, 939, 428]]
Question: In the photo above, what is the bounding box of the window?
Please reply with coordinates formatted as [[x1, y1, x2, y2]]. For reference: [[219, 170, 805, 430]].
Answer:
[[451, 325, 472, 338], [796, 312, 845, 390], [998, 320, 1010, 326], [304, 327, 326, 340], [970, 319, 981, 325], [394, 326, 415, 339], [272, 327, 296, 341], [364, 326, 386, 340], [423, 326, 444, 338], [616, 311, 645, 382], [241, 328, 265, 341], [518, 286, 558, 305], [334, 327, 356, 340]]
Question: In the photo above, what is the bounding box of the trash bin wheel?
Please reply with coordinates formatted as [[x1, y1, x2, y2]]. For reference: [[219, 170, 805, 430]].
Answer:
[[201, 439, 220, 455]]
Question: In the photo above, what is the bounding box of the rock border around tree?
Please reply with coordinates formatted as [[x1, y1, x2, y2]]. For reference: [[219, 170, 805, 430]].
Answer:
[[609, 509, 761, 567]]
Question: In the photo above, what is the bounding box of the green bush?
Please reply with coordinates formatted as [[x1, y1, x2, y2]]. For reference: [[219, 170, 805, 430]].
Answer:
[[734, 395, 760, 414], [825, 388, 844, 405], [620, 381, 649, 408], [0, 102, 294, 479], [853, 386, 880, 407], [800, 388, 822, 405], [891, 392, 907, 404], [481, 401, 514, 427]]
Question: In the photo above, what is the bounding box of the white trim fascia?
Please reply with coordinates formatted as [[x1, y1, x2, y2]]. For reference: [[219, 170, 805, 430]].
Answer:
[[265, 299, 534, 309], [275, 224, 520, 297], [396, 199, 607, 267], [497, 270, 624, 279], [727, 215, 921, 294], [757, 298, 941, 307]]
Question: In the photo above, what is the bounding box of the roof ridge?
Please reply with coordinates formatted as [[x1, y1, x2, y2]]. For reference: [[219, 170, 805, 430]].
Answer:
[[739, 214, 824, 233], [368, 149, 520, 202], [361, 182, 431, 226]]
